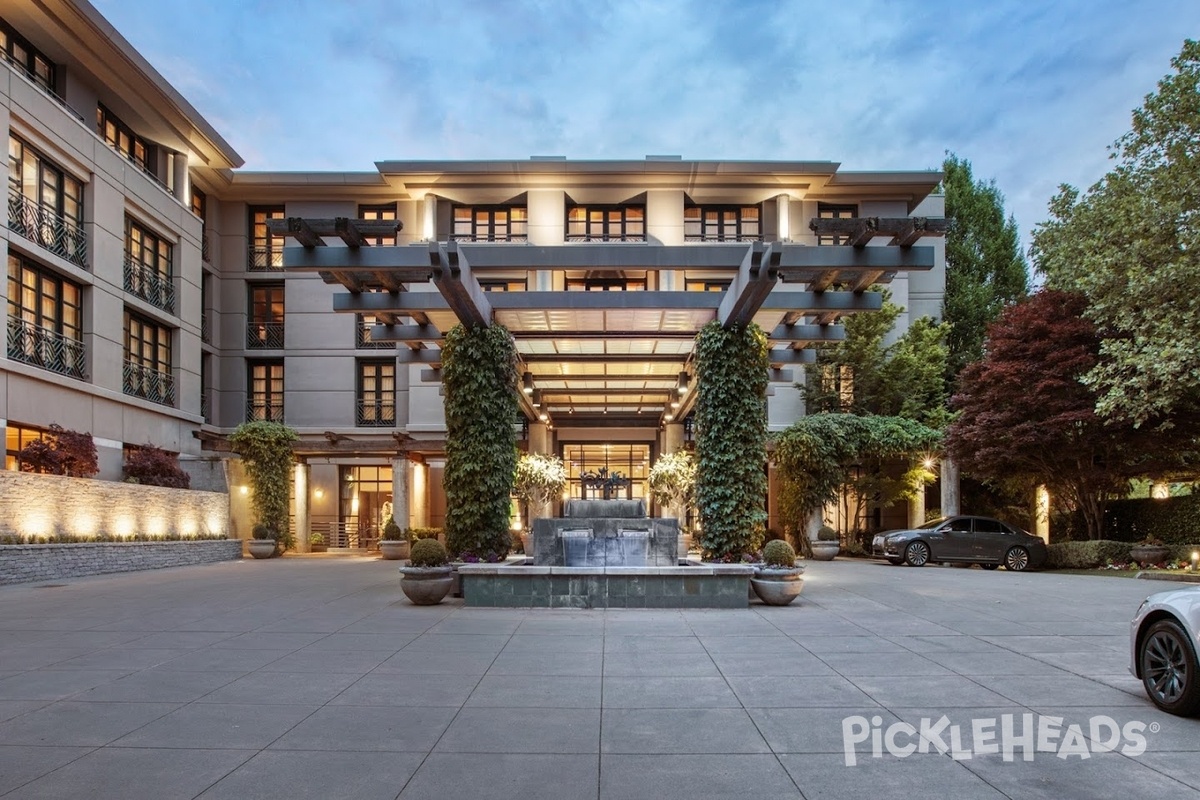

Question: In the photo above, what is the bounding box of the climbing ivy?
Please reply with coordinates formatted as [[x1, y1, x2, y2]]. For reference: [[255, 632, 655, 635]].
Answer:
[[694, 321, 769, 559], [229, 421, 298, 550], [442, 323, 520, 559]]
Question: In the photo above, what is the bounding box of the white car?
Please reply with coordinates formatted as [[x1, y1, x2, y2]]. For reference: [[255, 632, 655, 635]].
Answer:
[[1130, 586, 1200, 716]]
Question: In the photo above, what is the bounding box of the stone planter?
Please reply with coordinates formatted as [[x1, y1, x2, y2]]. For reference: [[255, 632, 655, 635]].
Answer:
[[1131, 545, 1170, 565], [248, 539, 277, 559], [810, 541, 840, 561], [750, 566, 805, 606], [677, 533, 693, 559], [398, 565, 454, 605], [520, 532, 534, 557], [379, 540, 410, 560]]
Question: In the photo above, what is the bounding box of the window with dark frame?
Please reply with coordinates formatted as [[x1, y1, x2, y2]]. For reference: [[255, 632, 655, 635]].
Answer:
[[247, 360, 284, 422], [0, 18, 56, 95], [817, 203, 858, 245], [192, 187, 210, 262], [124, 217, 174, 312], [6, 253, 84, 379], [358, 203, 398, 246], [356, 359, 396, 427], [124, 310, 174, 406], [97, 104, 155, 174], [683, 205, 761, 242], [7, 134, 86, 266], [452, 206, 528, 242], [5, 422, 50, 471], [249, 206, 285, 270], [247, 283, 284, 349], [565, 273, 648, 292], [566, 205, 644, 241]]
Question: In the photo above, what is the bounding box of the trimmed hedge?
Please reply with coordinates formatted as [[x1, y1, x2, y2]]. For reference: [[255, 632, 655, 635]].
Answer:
[[1103, 495, 1200, 544], [1045, 540, 1131, 569]]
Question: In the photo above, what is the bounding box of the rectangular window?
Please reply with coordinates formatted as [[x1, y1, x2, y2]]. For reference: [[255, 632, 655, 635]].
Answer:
[[684, 276, 732, 292], [97, 104, 155, 174], [683, 205, 761, 242], [6, 253, 85, 379], [124, 311, 174, 406], [565, 273, 647, 292], [249, 206, 285, 270], [357, 359, 396, 427], [452, 206, 528, 242], [247, 360, 284, 422], [817, 203, 858, 246], [479, 279, 528, 292], [566, 205, 644, 242], [247, 283, 284, 349], [358, 203, 398, 246], [124, 217, 175, 313], [192, 187, 211, 262], [200, 353, 212, 424], [5, 422, 49, 471], [7, 134, 86, 267], [0, 18, 56, 95]]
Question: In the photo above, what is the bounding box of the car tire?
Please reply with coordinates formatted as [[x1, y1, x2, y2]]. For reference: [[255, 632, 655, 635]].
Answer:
[[981, 564, 999, 571], [904, 541, 930, 567], [1139, 619, 1200, 717], [1004, 546, 1030, 572]]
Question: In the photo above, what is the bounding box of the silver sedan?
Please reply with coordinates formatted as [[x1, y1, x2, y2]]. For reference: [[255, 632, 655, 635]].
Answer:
[[1131, 586, 1200, 716]]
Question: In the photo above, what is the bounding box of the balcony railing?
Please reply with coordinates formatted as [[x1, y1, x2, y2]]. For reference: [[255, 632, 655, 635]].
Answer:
[[356, 398, 396, 427], [201, 312, 212, 344], [0, 51, 85, 122], [684, 234, 763, 243], [450, 234, 528, 243], [123, 254, 176, 313], [123, 360, 175, 406], [7, 190, 88, 268], [246, 322, 285, 349], [248, 246, 284, 271], [566, 234, 646, 243], [200, 390, 212, 423], [357, 319, 395, 349], [202, 230, 213, 263], [6, 315, 86, 380], [246, 398, 284, 423]]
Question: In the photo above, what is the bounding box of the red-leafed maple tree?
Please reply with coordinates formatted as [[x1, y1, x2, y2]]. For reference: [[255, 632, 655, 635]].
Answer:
[[946, 290, 1190, 540]]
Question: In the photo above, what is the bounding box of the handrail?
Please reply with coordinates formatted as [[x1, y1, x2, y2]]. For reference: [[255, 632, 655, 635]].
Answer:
[[7, 190, 88, 268], [6, 315, 86, 379], [123, 253, 175, 313]]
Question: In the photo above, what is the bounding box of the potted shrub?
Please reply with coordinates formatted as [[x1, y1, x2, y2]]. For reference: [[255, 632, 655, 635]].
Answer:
[[379, 517, 410, 560], [751, 539, 805, 606], [1131, 536, 1171, 566], [248, 523, 278, 559], [513, 453, 566, 557], [810, 525, 841, 561], [309, 531, 327, 553], [399, 538, 453, 605]]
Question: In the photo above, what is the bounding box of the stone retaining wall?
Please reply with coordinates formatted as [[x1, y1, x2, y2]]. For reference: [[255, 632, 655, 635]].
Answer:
[[0, 540, 243, 585]]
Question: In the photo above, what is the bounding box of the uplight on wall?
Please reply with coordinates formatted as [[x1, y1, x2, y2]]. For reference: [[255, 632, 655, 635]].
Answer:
[[239, 485, 249, 495]]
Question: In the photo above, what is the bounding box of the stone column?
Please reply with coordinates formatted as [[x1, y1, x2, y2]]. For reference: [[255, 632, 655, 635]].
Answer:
[[423, 195, 437, 241], [172, 152, 189, 203], [664, 423, 685, 454], [293, 462, 310, 553], [391, 457, 411, 529], [908, 479, 926, 528], [1034, 485, 1050, 544], [776, 194, 791, 241], [939, 458, 960, 517]]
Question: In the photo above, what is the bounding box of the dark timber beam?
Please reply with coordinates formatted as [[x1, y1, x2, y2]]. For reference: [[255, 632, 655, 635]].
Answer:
[[767, 324, 845, 343], [430, 241, 492, 328], [397, 349, 445, 364], [287, 217, 327, 248], [808, 217, 948, 243], [367, 323, 442, 343], [718, 242, 780, 328], [458, 243, 751, 270], [519, 353, 690, 364], [769, 369, 795, 382], [372, 271, 405, 293], [335, 217, 368, 248], [760, 291, 884, 313], [767, 348, 817, 365], [267, 217, 402, 240], [334, 292, 451, 313], [849, 270, 886, 292], [283, 244, 433, 274], [848, 218, 879, 248], [776, 243, 934, 273]]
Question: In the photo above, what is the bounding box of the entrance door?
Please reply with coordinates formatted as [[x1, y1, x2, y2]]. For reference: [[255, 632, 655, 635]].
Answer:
[[562, 444, 650, 505], [338, 465, 393, 548]]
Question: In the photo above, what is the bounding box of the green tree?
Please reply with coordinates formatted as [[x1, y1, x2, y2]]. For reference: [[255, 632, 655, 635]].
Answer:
[[941, 153, 1030, 385], [802, 290, 950, 428], [1032, 40, 1200, 427]]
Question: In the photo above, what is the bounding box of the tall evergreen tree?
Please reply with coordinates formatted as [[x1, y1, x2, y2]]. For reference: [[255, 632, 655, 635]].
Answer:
[[941, 153, 1029, 386]]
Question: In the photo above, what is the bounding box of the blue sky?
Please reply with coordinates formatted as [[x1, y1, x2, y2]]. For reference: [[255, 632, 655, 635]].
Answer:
[[95, 0, 1198, 256]]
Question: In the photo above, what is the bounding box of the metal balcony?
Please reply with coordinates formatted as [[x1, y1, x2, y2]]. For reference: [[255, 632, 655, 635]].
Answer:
[[6, 315, 86, 380], [246, 399, 284, 423], [123, 254, 176, 313], [246, 322, 284, 349], [7, 190, 88, 268], [356, 398, 396, 427], [123, 360, 175, 406], [247, 246, 284, 271]]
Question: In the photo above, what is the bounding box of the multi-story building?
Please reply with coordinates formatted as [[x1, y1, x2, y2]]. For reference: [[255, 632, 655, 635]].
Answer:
[[1, 0, 945, 547]]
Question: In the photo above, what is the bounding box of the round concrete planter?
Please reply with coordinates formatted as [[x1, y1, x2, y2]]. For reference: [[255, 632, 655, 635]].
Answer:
[[751, 567, 805, 606], [1131, 545, 1170, 565], [248, 539, 277, 559], [380, 540, 410, 560], [810, 541, 840, 561], [399, 566, 454, 605]]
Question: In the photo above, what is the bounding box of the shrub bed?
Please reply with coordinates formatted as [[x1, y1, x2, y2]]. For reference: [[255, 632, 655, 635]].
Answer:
[[1045, 540, 1131, 569]]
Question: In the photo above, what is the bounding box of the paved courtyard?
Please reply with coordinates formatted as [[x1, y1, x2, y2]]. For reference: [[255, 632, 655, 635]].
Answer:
[[0, 557, 1197, 799]]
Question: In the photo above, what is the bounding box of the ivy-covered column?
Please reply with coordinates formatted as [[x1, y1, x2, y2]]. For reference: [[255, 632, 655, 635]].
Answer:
[[441, 324, 519, 559], [694, 321, 769, 560]]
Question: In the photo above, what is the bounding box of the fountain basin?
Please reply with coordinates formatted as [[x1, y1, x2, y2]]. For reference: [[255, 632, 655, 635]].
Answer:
[[458, 560, 755, 608]]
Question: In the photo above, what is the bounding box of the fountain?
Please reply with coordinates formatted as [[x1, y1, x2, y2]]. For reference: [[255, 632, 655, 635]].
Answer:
[[531, 498, 677, 567]]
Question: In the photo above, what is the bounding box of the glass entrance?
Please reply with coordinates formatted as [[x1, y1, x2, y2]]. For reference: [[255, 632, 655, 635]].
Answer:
[[337, 465, 393, 548], [562, 443, 650, 503]]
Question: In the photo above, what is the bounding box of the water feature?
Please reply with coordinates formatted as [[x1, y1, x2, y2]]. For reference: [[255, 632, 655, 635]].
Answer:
[[530, 498, 677, 566]]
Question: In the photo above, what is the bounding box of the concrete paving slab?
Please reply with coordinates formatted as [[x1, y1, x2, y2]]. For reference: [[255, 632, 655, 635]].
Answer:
[[197, 750, 425, 800], [0, 701, 180, 746], [0, 745, 91, 794], [69, 668, 243, 703], [465, 675, 602, 708], [602, 650, 721, 678], [600, 753, 799, 799], [270, 705, 456, 752], [331, 673, 480, 708], [959, 751, 1200, 799], [435, 707, 601, 753], [727, 675, 878, 708], [398, 753, 599, 800], [780, 752, 1006, 799], [600, 708, 769, 754], [602, 676, 740, 708], [113, 702, 316, 749], [195, 670, 361, 705]]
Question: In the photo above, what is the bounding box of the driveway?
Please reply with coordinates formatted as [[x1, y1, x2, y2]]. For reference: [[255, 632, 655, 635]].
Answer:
[[0, 557, 1196, 799]]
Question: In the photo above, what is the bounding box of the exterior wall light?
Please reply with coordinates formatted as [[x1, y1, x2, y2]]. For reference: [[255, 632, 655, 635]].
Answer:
[[677, 371, 689, 395], [532, 389, 543, 407], [523, 372, 534, 394]]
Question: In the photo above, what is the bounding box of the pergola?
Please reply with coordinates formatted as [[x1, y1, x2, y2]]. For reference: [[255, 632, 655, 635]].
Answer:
[[270, 215, 946, 428]]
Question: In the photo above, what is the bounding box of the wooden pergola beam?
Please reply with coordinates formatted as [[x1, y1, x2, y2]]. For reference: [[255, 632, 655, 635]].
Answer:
[[335, 217, 368, 248], [267, 217, 402, 241], [430, 242, 492, 329], [287, 217, 326, 248], [808, 216, 948, 244], [849, 269, 886, 293]]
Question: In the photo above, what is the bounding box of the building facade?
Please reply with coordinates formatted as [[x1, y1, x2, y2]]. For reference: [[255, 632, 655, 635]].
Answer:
[[0, 0, 945, 547]]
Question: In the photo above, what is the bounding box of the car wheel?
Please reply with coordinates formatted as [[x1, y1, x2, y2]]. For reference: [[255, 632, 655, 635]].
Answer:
[[1139, 619, 1200, 717], [1004, 546, 1030, 571], [981, 564, 999, 571], [904, 541, 930, 567]]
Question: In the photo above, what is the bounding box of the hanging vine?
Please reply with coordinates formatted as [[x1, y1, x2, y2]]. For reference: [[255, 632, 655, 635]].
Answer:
[[229, 421, 298, 549], [694, 321, 769, 559], [441, 323, 520, 559]]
